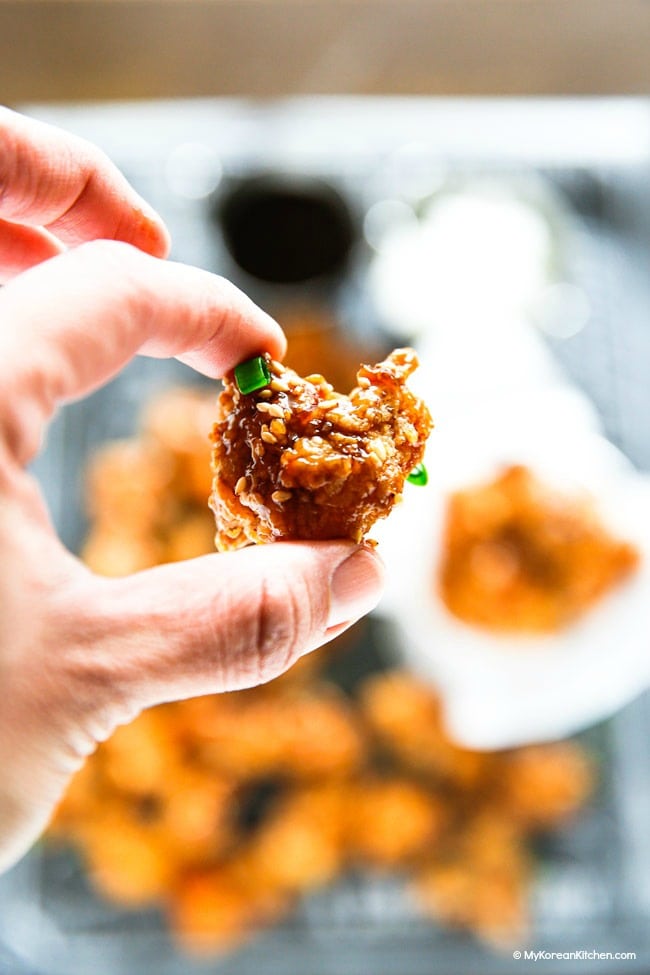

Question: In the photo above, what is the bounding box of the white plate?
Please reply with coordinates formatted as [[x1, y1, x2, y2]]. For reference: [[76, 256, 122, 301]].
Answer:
[[376, 386, 650, 749]]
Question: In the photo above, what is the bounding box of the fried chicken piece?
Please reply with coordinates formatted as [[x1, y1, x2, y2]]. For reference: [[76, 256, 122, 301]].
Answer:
[[178, 686, 365, 781], [169, 865, 288, 956], [237, 784, 348, 893], [169, 869, 253, 956], [345, 777, 447, 870], [163, 511, 217, 563], [152, 769, 238, 865], [413, 856, 529, 948], [142, 388, 216, 505], [78, 804, 178, 907], [100, 708, 184, 796], [412, 810, 530, 948], [85, 439, 176, 534], [81, 527, 164, 577], [359, 671, 493, 790], [498, 742, 594, 828], [439, 465, 639, 633], [210, 348, 432, 549]]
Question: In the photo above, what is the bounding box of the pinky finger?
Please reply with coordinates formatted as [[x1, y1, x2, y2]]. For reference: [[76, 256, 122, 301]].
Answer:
[[0, 218, 64, 283]]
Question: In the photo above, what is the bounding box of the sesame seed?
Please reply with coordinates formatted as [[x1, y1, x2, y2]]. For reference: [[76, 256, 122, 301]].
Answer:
[[270, 359, 284, 374], [369, 438, 388, 461], [271, 489, 292, 503], [256, 402, 272, 414], [261, 430, 278, 444], [234, 476, 247, 495], [305, 373, 326, 385], [270, 378, 290, 393], [270, 418, 286, 437], [404, 424, 417, 444], [320, 399, 339, 412], [358, 376, 371, 388], [258, 389, 272, 400], [267, 403, 285, 419]]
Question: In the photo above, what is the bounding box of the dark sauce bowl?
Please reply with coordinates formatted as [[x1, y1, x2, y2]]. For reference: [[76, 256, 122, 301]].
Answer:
[[215, 173, 357, 286]]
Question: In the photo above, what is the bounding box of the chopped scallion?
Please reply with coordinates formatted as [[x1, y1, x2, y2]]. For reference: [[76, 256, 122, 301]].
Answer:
[[407, 462, 428, 487], [234, 356, 271, 395]]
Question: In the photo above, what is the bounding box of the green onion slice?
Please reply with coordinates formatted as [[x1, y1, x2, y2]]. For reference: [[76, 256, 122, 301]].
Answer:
[[234, 356, 271, 395], [407, 462, 428, 487]]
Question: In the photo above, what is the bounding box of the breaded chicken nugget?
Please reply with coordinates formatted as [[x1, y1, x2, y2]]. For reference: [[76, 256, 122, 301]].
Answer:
[[210, 349, 432, 548]]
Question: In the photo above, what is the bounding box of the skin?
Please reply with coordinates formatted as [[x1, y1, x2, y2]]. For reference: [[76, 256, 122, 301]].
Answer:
[[0, 107, 384, 873]]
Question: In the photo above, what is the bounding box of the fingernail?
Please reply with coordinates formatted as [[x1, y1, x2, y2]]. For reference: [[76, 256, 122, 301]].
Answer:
[[328, 547, 384, 628], [131, 198, 172, 258]]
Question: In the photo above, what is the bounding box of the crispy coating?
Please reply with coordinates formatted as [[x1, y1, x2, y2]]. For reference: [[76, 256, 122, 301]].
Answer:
[[78, 805, 178, 907], [142, 388, 216, 505], [439, 465, 639, 633], [498, 743, 594, 827], [345, 777, 447, 869], [152, 770, 238, 864], [51, 667, 595, 954], [209, 349, 432, 548], [169, 869, 253, 955], [238, 784, 348, 892], [81, 527, 164, 577], [85, 439, 176, 534], [412, 809, 530, 947], [175, 686, 365, 781], [169, 865, 288, 956], [163, 512, 217, 563], [359, 671, 494, 790], [413, 855, 529, 948], [100, 708, 184, 796], [51, 381, 599, 958]]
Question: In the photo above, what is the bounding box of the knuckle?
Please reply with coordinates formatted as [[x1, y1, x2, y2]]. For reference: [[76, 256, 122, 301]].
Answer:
[[209, 275, 250, 322], [77, 138, 111, 176], [72, 239, 155, 311], [248, 569, 313, 684]]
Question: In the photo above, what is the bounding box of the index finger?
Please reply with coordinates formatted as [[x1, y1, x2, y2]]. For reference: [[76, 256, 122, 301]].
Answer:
[[0, 106, 170, 257], [0, 241, 286, 466]]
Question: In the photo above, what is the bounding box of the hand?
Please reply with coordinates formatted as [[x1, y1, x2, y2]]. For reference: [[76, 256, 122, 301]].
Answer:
[[0, 109, 384, 873]]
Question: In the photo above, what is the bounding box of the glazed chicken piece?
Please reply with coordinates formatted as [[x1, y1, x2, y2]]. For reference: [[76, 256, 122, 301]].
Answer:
[[210, 348, 432, 549], [439, 465, 639, 633]]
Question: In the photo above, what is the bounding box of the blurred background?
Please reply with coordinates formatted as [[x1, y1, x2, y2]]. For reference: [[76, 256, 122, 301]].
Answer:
[[2, 2, 650, 974], [2, 0, 650, 100]]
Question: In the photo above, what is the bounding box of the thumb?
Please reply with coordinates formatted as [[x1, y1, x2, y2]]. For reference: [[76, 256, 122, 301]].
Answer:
[[91, 541, 384, 712]]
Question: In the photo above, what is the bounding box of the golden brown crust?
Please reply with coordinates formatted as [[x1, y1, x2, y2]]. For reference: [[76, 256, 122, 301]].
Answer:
[[438, 465, 639, 633], [209, 349, 432, 549], [52, 387, 599, 957]]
